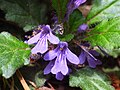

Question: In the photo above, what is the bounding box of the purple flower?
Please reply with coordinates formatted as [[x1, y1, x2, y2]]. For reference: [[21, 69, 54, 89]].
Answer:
[[44, 42, 79, 80], [65, 0, 86, 21], [79, 46, 102, 68], [43, 60, 66, 80], [27, 25, 59, 54], [78, 24, 88, 32]]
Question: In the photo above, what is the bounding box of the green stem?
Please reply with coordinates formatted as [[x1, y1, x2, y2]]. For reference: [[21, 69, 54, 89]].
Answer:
[[58, 0, 62, 23]]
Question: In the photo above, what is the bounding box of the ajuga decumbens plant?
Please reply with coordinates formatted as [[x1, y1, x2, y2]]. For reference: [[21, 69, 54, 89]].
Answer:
[[0, 0, 120, 90]]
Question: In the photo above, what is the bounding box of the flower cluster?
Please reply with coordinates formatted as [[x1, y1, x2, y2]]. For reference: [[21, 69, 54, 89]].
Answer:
[[26, 0, 102, 80]]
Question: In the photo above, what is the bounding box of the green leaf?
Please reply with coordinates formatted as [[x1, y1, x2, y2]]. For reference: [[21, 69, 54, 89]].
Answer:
[[86, 0, 120, 25], [69, 67, 115, 90], [64, 34, 74, 42], [0, 0, 48, 29], [35, 71, 46, 87], [85, 17, 120, 57], [69, 10, 85, 32], [23, 24, 36, 32], [0, 32, 30, 78], [59, 34, 74, 42], [52, 0, 68, 22]]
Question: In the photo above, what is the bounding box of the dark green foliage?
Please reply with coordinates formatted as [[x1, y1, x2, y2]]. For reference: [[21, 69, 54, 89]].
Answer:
[[52, 0, 68, 22], [69, 10, 85, 32], [59, 34, 74, 42], [0, 0, 49, 31]]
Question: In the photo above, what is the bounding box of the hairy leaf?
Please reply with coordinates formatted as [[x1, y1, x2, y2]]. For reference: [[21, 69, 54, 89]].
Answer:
[[85, 17, 120, 57], [86, 0, 120, 25], [69, 67, 115, 90], [52, 0, 68, 21], [0, 32, 30, 78], [69, 10, 85, 32], [0, 0, 48, 29], [60, 34, 74, 42]]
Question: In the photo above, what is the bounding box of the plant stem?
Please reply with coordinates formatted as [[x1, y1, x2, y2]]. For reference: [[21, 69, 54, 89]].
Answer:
[[16, 70, 30, 90], [58, 0, 62, 23]]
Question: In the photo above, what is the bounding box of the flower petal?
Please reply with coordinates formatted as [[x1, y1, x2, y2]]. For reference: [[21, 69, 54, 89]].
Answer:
[[31, 37, 48, 54], [56, 72, 64, 80], [60, 56, 68, 75], [78, 24, 88, 33], [87, 56, 97, 68], [51, 56, 61, 74], [47, 32, 59, 44], [79, 51, 86, 64], [74, 0, 86, 7], [51, 54, 68, 75], [66, 49, 79, 64], [27, 33, 41, 44], [44, 49, 57, 61], [44, 61, 54, 74]]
